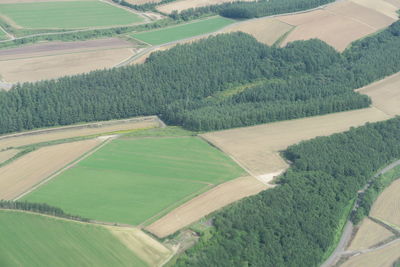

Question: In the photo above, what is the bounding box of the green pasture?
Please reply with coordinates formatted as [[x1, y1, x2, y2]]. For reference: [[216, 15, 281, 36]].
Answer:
[[0, 210, 146, 267], [0, 1, 143, 29], [131, 16, 235, 45], [24, 137, 244, 225]]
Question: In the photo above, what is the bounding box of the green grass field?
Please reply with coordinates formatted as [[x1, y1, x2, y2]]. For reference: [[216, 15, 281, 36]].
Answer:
[[24, 137, 244, 225], [131, 17, 235, 45], [0, 1, 143, 29], [0, 210, 146, 267]]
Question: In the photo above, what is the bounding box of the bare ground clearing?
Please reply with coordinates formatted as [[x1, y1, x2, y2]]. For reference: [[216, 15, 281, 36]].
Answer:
[[0, 48, 135, 83], [357, 72, 400, 116], [107, 226, 174, 266], [202, 107, 390, 176], [0, 116, 161, 151], [156, 0, 253, 14], [348, 218, 394, 251], [146, 176, 268, 238], [222, 18, 293, 46], [370, 179, 400, 228], [0, 139, 100, 200], [341, 240, 400, 267], [0, 38, 134, 61], [0, 149, 19, 164]]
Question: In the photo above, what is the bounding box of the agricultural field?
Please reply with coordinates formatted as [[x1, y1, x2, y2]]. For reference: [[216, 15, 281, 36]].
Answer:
[[146, 176, 268, 238], [222, 18, 293, 46], [131, 17, 234, 45], [0, 116, 160, 151], [0, 139, 101, 200], [348, 218, 394, 250], [277, 0, 396, 51], [125, 0, 163, 5], [0, 149, 19, 165], [23, 137, 245, 225], [370, 179, 400, 228], [341, 240, 400, 267], [156, 0, 252, 14], [0, 0, 143, 29], [0, 28, 8, 40], [0, 210, 146, 267]]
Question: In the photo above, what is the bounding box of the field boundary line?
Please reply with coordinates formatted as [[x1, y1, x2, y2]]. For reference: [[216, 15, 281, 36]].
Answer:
[[13, 137, 114, 201]]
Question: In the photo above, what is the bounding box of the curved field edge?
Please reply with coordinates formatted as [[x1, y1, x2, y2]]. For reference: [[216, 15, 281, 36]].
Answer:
[[0, 210, 147, 267]]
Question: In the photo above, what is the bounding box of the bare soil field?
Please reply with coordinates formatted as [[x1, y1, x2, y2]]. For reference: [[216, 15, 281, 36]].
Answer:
[[0, 38, 134, 61], [146, 176, 268, 238], [350, 0, 399, 19], [370, 179, 400, 228], [157, 0, 253, 14], [357, 72, 400, 116], [341, 240, 400, 267], [125, 0, 163, 5], [107, 226, 174, 266], [0, 48, 135, 83], [0, 139, 100, 200], [385, 0, 400, 8], [0, 116, 160, 151], [0, 149, 19, 164], [222, 18, 293, 46], [277, 0, 396, 51], [202, 107, 390, 176], [348, 218, 394, 250]]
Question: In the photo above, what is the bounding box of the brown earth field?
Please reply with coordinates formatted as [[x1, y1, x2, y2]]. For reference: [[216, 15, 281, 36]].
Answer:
[[156, 0, 253, 14], [0, 139, 100, 200], [0, 116, 161, 151], [107, 226, 174, 266], [0, 38, 134, 61], [0, 48, 135, 84], [278, 0, 396, 51], [348, 218, 394, 251], [222, 18, 293, 46], [0, 149, 19, 164], [370, 179, 400, 228], [146, 176, 268, 238], [341, 240, 400, 267], [357, 72, 400, 116]]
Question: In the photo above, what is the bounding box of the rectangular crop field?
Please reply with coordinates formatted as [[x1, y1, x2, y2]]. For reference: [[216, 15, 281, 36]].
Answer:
[[0, 1, 143, 29], [0, 210, 146, 267], [24, 137, 245, 225], [131, 17, 235, 45]]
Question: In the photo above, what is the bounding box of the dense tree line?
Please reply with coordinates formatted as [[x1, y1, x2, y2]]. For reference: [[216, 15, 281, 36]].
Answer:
[[0, 200, 89, 222], [175, 117, 400, 267], [0, 22, 400, 134]]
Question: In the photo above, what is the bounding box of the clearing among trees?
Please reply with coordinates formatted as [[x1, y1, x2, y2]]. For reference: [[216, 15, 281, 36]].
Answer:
[[23, 137, 245, 225]]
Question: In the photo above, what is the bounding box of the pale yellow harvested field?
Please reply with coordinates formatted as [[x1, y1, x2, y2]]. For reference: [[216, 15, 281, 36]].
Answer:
[[350, 0, 399, 19], [348, 218, 394, 250], [0, 149, 19, 164], [202, 107, 390, 176], [0, 117, 160, 151], [147, 176, 268, 238], [125, 0, 163, 5], [371, 179, 400, 228], [278, 0, 396, 51], [157, 0, 252, 14], [0, 139, 100, 200], [341, 240, 400, 267], [0, 48, 135, 84], [357, 72, 400, 116], [385, 0, 400, 8], [222, 18, 293, 46], [107, 226, 173, 266]]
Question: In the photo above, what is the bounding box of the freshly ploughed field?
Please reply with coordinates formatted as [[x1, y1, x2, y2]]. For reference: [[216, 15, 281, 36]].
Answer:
[[0, 0, 143, 29], [23, 137, 245, 225], [0, 210, 146, 267], [131, 17, 234, 45]]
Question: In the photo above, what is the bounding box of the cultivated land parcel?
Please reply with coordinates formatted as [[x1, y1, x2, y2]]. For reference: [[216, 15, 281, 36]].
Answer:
[[24, 137, 245, 225], [0, 210, 146, 267], [0, 1, 143, 29]]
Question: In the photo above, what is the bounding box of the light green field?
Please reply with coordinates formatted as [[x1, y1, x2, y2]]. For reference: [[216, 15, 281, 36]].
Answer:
[[131, 16, 235, 45], [0, 1, 143, 29], [0, 210, 146, 267], [24, 137, 245, 225], [0, 29, 7, 40]]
